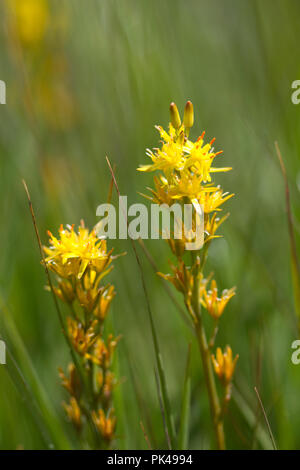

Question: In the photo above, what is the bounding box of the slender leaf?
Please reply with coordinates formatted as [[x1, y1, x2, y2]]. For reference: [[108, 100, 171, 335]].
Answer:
[[106, 157, 176, 448], [233, 388, 272, 450], [275, 142, 300, 331], [0, 297, 72, 449]]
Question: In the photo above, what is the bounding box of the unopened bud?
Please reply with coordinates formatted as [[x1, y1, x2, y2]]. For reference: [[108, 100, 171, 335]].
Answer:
[[169, 102, 181, 129], [59, 280, 75, 303], [183, 101, 194, 129]]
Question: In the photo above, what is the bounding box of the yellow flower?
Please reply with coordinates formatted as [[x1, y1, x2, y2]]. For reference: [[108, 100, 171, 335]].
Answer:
[[49, 279, 75, 304], [159, 262, 208, 307], [138, 103, 232, 189], [67, 317, 97, 356], [59, 363, 81, 398], [198, 188, 234, 213], [167, 173, 217, 201], [204, 212, 230, 243], [97, 371, 116, 407], [156, 123, 180, 145], [93, 285, 116, 321], [139, 142, 185, 176], [44, 218, 122, 440], [86, 334, 120, 368], [73, 267, 114, 314], [166, 237, 187, 258], [92, 409, 116, 442], [211, 346, 238, 384], [44, 223, 114, 279], [183, 132, 229, 183], [138, 123, 187, 175], [75, 271, 102, 313], [201, 279, 235, 319], [35, 57, 76, 130], [63, 397, 82, 432], [158, 261, 195, 298], [143, 175, 175, 206], [6, 0, 49, 46]]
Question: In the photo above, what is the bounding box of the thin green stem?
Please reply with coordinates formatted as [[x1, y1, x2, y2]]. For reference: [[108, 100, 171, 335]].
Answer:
[[194, 320, 225, 449], [190, 254, 225, 450]]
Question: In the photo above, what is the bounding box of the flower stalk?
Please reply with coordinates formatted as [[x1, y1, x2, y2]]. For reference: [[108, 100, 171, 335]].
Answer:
[[138, 101, 238, 449], [43, 222, 123, 448]]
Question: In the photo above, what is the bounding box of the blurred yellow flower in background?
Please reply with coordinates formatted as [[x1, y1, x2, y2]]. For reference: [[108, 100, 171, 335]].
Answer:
[[6, 0, 49, 46], [5, 0, 76, 131]]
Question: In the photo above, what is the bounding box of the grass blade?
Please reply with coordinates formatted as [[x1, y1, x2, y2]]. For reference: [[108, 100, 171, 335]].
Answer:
[[0, 335, 53, 448], [232, 387, 272, 449], [254, 386, 277, 450], [140, 421, 152, 450], [154, 367, 172, 450], [0, 297, 72, 449], [137, 239, 192, 329], [124, 342, 157, 449], [275, 141, 300, 332], [106, 157, 176, 448]]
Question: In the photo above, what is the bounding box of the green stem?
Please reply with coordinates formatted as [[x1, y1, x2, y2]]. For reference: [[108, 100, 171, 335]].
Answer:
[[194, 319, 225, 450], [190, 254, 225, 450]]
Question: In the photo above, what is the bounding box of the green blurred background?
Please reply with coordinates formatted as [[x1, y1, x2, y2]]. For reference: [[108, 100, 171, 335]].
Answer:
[[0, 0, 300, 450]]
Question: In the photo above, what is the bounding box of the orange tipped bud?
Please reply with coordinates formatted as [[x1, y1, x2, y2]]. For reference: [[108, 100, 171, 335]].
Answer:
[[169, 102, 181, 129], [183, 100, 194, 128]]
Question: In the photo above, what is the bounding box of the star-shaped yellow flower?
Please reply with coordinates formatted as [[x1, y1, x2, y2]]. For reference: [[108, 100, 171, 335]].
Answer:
[[211, 346, 238, 384], [44, 223, 114, 279], [201, 279, 235, 319]]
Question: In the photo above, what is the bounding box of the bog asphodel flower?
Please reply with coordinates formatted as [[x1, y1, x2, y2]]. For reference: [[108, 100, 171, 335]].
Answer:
[[63, 397, 82, 432], [158, 261, 195, 297], [67, 317, 98, 356], [204, 212, 230, 244], [138, 101, 238, 449], [44, 223, 115, 279], [201, 279, 236, 320], [59, 363, 81, 398], [138, 102, 232, 199], [85, 334, 120, 368], [92, 409, 116, 442], [211, 346, 239, 385], [44, 220, 121, 447], [159, 262, 209, 310], [94, 285, 116, 321], [98, 371, 116, 405], [138, 101, 234, 249]]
